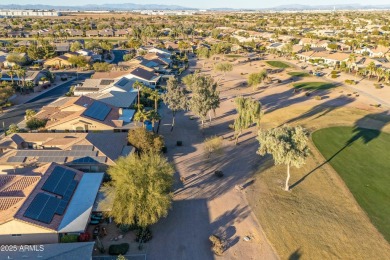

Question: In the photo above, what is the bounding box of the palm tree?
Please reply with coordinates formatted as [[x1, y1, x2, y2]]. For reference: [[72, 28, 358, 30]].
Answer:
[[6, 68, 15, 86], [376, 67, 385, 82], [147, 110, 161, 130], [133, 81, 145, 109], [133, 108, 148, 128], [347, 53, 357, 73], [148, 89, 160, 112], [366, 61, 377, 79]]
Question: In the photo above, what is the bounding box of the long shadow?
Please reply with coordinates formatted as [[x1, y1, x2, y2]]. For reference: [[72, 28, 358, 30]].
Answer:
[[290, 111, 390, 189], [288, 248, 302, 260], [260, 88, 332, 115], [284, 96, 355, 125]]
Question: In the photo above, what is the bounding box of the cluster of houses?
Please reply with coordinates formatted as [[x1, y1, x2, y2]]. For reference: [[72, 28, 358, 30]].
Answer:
[[0, 40, 180, 260]]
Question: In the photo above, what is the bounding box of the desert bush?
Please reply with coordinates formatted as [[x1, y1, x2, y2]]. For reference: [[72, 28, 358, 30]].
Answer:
[[331, 74, 338, 78], [314, 95, 322, 100], [374, 84, 382, 89], [345, 79, 356, 85], [109, 243, 129, 255], [204, 136, 223, 158], [331, 70, 339, 74], [60, 234, 79, 243], [135, 227, 153, 243], [26, 118, 47, 130], [209, 235, 224, 256]]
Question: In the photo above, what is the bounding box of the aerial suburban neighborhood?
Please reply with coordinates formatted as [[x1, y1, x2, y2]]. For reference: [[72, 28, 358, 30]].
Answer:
[[0, 1, 389, 259]]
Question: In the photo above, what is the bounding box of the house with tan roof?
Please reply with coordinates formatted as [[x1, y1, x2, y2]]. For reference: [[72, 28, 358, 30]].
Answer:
[[34, 96, 137, 132], [0, 163, 104, 245], [0, 132, 134, 173]]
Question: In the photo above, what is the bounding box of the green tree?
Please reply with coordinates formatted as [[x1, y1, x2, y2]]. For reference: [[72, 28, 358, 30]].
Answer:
[[103, 152, 174, 238], [25, 109, 36, 120], [146, 110, 161, 129], [6, 123, 19, 135], [196, 46, 211, 67], [0, 84, 14, 105], [161, 78, 188, 131], [68, 55, 88, 68], [233, 96, 262, 145], [93, 62, 111, 72], [257, 125, 310, 191], [366, 61, 377, 79], [6, 68, 16, 85], [133, 81, 146, 109], [70, 41, 83, 52], [123, 53, 135, 61], [248, 70, 268, 90], [187, 74, 220, 127], [128, 127, 164, 153], [214, 62, 233, 85], [26, 118, 47, 130]]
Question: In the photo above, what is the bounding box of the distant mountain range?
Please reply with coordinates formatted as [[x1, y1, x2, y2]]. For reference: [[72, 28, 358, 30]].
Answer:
[[0, 3, 195, 11], [0, 3, 390, 11]]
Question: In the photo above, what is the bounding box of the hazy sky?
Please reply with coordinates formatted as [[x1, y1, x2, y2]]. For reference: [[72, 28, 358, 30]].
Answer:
[[2, 0, 390, 9]]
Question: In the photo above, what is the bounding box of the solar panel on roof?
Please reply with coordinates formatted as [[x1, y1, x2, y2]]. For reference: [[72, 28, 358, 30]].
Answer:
[[24, 193, 61, 224], [100, 79, 114, 85], [116, 78, 129, 87], [7, 157, 26, 163], [83, 101, 112, 121], [71, 145, 94, 151], [42, 166, 76, 196]]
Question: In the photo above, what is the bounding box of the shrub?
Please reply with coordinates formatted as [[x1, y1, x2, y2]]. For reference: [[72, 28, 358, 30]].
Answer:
[[314, 95, 322, 100], [331, 74, 338, 78], [204, 136, 223, 157], [331, 70, 339, 74], [108, 243, 129, 255], [128, 128, 164, 153], [60, 234, 79, 243], [374, 84, 382, 89], [26, 118, 47, 130], [209, 235, 224, 256], [135, 227, 153, 243], [119, 223, 138, 233], [345, 79, 356, 85]]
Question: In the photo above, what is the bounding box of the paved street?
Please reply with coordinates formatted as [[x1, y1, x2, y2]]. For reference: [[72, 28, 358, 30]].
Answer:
[[0, 72, 92, 132]]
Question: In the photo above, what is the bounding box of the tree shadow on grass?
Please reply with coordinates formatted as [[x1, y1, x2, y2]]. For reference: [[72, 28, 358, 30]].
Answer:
[[288, 248, 302, 260], [290, 111, 390, 189]]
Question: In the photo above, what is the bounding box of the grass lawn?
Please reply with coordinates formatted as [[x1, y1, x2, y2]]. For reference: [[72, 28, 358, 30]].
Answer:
[[312, 126, 390, 242], [288, 71, 310, 77], [226, 54, 243, 58], [293, 82, 335, 90], [266, 60, 290, 68]]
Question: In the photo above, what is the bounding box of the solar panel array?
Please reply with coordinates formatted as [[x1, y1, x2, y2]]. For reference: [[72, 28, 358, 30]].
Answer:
[[83, 101, 112, 121], [37, 156, 66, 163], [116, 78, 129, 87], [7, 157, 26, 163], [100, 79, 114, 85], [71, 145, 94, 151], [16, 150, 97, 157], [42, 166, 76, 196], [24, 193, 61, 224], [71, 156, 107, 164], [23, 166, 80, 224]]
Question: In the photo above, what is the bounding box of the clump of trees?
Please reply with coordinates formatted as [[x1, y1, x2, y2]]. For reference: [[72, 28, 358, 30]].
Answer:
[[128, 127, 164, 153], [93, 62, 112, 72], [26, 118, 47, 130], [183, 73, 220, 127], [104, 152, 174, 246], [248, 70, 268, 90], [257, 125, 310, 191]]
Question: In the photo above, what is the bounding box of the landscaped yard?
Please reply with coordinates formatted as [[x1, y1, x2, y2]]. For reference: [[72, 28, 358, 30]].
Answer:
[[266, 60, 290, 68], [292, 82, 335, 90], [288, 72, 310, 77], [312, 126, 390, 242]]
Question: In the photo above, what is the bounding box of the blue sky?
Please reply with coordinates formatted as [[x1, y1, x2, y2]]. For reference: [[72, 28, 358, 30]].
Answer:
[[2, 1, 390, 9]]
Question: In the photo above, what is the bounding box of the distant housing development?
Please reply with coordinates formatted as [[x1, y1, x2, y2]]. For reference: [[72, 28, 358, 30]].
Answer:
[[0, 10, 61, 17]]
